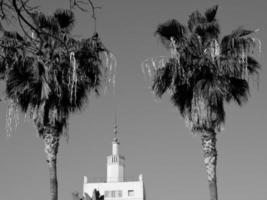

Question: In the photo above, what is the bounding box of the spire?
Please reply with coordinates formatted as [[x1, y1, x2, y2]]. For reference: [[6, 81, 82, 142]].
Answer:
[[113, 114, 119, 144], [112, 115, 119, 155]]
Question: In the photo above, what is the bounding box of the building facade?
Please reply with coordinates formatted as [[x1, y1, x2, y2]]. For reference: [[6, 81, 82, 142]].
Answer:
[[83, 126, 145, 200]]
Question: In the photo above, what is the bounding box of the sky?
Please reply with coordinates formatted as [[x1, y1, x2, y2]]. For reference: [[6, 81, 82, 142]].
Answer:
[[0, 0, 267, 200]]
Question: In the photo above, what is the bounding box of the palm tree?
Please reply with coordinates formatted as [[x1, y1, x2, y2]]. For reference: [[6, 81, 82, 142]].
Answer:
[[148, 5, 260, 200], [72, 189, 104, 200], [0, 9, 109, 200]]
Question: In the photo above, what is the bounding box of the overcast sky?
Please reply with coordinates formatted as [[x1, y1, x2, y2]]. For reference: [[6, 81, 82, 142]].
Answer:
[[0, 0, 266, 200]]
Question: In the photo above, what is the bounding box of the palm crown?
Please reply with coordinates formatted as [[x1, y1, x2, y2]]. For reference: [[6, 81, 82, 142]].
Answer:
[[0, 9, 107, 136], [152, 5, 260, 133]]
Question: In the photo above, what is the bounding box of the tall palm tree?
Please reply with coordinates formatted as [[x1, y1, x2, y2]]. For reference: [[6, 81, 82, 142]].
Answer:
[[0, 9, 109, 200], [148, 5, 260, 200]]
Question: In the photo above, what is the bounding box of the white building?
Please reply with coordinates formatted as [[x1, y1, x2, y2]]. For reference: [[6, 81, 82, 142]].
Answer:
[[83, 124, 145, 200]]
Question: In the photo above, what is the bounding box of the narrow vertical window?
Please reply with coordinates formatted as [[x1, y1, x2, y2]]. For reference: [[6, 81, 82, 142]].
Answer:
[[118, 190, 122, 197]]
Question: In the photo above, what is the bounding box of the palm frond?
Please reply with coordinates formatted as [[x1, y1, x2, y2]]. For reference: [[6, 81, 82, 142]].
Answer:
[[186, 34, 203, 57], [54, 9, 74, 32], [225, 78, 249, 105], [194, 20, 220, 40], [188, 10, 206, 32], [155, 19, 187, 49], [152, 61, 175, 97], [204, 5, 218, 22], [6, 56, 36, 112], [171, 84, 192, 115], [195, 77, 227, 104], [247, 56, 261, 75], [31, 12, 59, 33], [221, 27, 257, 56], [231, 27, 255, 38]]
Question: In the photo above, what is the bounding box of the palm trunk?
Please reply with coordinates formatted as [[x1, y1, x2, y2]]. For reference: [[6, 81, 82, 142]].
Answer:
[[201, 130, 218, 200], [43, 127, 60, 200]]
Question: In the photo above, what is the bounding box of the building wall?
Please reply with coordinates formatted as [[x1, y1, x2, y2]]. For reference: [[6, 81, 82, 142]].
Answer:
[[107, 164, 124, 182], [106, 155, 125, 182], [83, 178, 144, 200]]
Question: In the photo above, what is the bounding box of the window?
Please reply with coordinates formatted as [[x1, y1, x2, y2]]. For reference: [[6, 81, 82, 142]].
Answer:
[[104, 190, 122, 198], [105, 191, 110, 198], [128, 190, 134, 197], [118, 191, 122, 198]]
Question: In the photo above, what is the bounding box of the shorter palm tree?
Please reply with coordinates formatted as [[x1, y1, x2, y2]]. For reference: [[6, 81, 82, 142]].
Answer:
[[0, 9, 111, 200], [145, 5, 261, 200], [72, 189, 104, 200]]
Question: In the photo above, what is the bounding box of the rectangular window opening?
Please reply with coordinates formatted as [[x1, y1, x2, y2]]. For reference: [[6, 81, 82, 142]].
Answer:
[[128, 190, 134, 197]]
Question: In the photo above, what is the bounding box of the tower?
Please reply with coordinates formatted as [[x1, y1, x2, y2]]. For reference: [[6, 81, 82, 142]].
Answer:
[[83, 118, 145, 200], [106, 121, 125, 182]]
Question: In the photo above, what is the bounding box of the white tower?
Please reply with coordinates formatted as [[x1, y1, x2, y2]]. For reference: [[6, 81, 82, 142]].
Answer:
[[107, 120, 125, 182]]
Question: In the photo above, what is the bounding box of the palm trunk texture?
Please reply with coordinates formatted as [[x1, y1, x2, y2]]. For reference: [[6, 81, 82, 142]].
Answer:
[[201, 131, 218, 200], [43, 127, 59, 200]]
